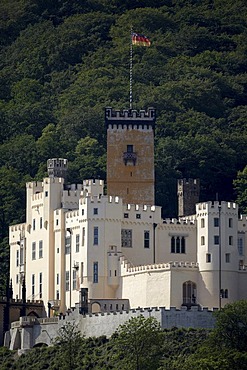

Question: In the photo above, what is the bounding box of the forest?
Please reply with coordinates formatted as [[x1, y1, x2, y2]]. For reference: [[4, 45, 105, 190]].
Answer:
[[0, 0, 247, 294]]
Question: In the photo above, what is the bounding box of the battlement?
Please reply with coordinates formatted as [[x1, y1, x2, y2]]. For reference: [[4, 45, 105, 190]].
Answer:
[[83, 179, 104, 187], [120, 257, 199, 275], [178, 178, 200, 189], [124, 203, 156, 212], [47, 158, 68, 179], [10, 223, 26, 233], [105, 107, 156, 129], [197, 201, 238, 213], [163, 218, 196, 225], [66, 210, 80, 219], [31, 192, 43, 202]]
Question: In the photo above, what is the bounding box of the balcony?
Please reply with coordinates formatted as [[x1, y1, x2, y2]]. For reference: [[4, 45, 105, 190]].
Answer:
[[123, 152, 137, 165]]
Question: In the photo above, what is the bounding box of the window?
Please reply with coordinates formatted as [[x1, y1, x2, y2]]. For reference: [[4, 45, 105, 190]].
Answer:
[[93, 227, 99, 245], [93, 262, 98, 283], [65, 271, 70, 291], [32, 242, 36, 260], [39, 240, 43, 259], [229, 236, 233, 246], [183, 281, 196, 304], [82, 209, 84, 216], [57, 273, 59, 285], [40, 217, 43, 229], [76, 234, 80, 253], [214, 218, 219, 227], [206, 253, 211, 263], [56, 290, 59, 300], [82, 227, 85, 246], [201, 236, 205, 246], [16, 250, 19, 267], [221, 289, 229, 298], [181, 237, 185, 253], [39, 273, 42, 299], [201, 218, 205, 228], [45, 191, 48, 197], [16, 274, 19, 284], [214, 235, 219, 245], [56, 219, 58, 226], [127, 144, 133, 153], [73, 270, 77, 290], [32, 274, 35, 297], [171, 236, 186, 254], [33, 219, 36, 231], [136, 214, 141, 219], [65, 236, 71, 254], [144, 231, 150, 248], [229, 218, 233, 228], [226, 253, 230, 263], [81, 262, 84, 283], [20, 248, 24, 265], [93, 208, 98, 215], [121, 229, 132, 248], [171, 237, 175, 253], [238, 237, 244, 255], [124, 213, 129, 218]]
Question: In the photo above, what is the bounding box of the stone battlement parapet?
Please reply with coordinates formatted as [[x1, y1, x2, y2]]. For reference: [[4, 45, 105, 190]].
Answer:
[[120, 257, 199, 274], [105, 107, 156, 121], [197, 201, 237, 212], [178, 178, 200, 187], [105, 107, 156, 130], [163, 218, 196, 225]]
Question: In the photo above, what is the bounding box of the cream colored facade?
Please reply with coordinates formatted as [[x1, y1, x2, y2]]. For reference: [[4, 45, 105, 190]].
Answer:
[[9, 175, 247, 316]]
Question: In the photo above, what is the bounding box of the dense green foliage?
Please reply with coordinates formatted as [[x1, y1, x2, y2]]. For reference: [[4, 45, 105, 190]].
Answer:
[[1, 0, 247, 293], [2, 303, 247, 369], [112, 315, 163, 369]]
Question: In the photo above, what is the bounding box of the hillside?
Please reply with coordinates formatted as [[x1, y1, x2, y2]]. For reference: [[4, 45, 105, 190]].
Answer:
[[0, 0, 247, 293]]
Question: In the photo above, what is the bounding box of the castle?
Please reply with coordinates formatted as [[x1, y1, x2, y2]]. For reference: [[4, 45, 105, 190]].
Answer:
[[8, 107, 247, 319]]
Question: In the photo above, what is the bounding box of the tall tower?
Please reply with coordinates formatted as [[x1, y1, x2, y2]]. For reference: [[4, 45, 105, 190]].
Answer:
[[106, 107, 156, 205], [177, 178, 200, 217]]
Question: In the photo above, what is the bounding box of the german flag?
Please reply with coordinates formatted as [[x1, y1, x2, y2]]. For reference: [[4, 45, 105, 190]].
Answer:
[[132, 32, 151, 47]]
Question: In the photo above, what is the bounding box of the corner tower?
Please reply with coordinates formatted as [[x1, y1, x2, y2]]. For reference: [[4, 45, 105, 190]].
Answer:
[[106, 107, 156, 205]]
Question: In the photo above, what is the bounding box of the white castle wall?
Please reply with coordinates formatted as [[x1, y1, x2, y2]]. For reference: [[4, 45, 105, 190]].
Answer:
[[7, 306, 216, 353]]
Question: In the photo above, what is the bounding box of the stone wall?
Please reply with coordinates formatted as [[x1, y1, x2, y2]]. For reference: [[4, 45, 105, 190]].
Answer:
[[6, 305, 216, 352]]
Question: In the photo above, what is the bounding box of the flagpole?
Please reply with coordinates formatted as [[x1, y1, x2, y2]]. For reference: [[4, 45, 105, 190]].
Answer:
[[130, 26, 133, 110]]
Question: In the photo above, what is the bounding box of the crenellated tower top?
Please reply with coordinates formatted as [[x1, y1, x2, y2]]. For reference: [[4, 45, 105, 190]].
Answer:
[[47, 158, 68, 179], [105, 107, 156, 129]]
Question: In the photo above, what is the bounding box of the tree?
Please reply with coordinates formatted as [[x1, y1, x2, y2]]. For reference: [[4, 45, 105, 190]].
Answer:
[[233, 166, 247, 214], [212, 300, 247, 352], [53, 321, 83, 370], [111, 315, 163, 370]]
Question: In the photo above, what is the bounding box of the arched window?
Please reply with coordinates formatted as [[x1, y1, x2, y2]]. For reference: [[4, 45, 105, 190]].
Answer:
[[201, 218, 205, 228], [91, 302, 101, 313], [201, 236, 205, 245], [183, 281, 197, 305]]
